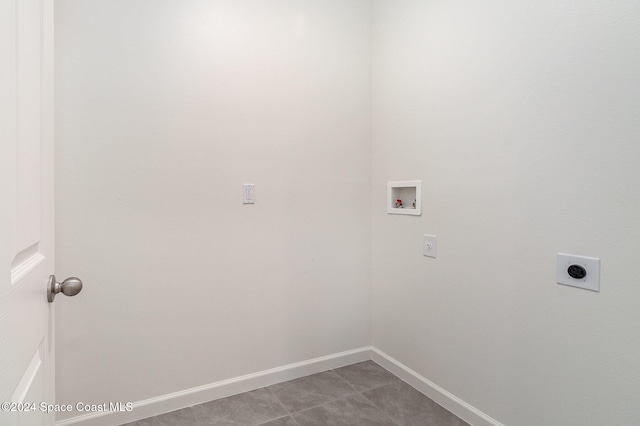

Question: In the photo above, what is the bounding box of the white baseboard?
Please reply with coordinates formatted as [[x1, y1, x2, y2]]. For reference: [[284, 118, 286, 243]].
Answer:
[[56, 346, 502, 426], [370, 348, 504, 426], [55, 347, 371, 426]]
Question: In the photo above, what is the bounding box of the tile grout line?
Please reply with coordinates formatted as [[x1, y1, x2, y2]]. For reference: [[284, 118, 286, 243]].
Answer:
[[330, 364, 404, 425], [267, 369, 365, 417], [288, 415, 302, 426], [255, 414, 299, 426], [125, 361, 433, 426], [265, 385, 290, 412], [263, 386, 299, 425], [356, 382, 403, 426], [285, 369, 403, 426], [286, 382, 402, 426]]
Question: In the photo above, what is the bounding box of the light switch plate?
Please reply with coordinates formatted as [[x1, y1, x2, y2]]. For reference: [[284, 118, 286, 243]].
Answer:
[[556, 253, 600, 292]]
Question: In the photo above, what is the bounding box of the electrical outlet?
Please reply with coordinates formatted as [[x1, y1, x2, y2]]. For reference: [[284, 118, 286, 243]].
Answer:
[[243, 184, 255, 204], [423, 234, 437, 258], [556, 253, 600, 292]]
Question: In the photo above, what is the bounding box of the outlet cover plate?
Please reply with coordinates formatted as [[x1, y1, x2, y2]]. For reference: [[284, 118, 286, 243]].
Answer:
[[243, 184, 255, 204], [556, 253, 600, 292], [423, 234, 437, 258]]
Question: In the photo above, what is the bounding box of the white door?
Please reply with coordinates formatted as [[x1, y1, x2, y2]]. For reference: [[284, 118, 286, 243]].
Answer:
[[1, 0, 55, 425]]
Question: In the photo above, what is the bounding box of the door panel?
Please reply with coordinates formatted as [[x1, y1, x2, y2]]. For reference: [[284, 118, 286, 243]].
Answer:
[[16, 0, 42, 251], [0, 0, 54, 425]]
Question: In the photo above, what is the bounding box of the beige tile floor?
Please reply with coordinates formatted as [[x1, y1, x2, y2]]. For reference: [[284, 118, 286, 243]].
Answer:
[[121, 361, 469, 425]]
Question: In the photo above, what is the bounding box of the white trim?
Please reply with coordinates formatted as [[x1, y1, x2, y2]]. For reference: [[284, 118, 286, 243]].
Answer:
[[370, 348, 504, 426], [55, 347, 372, 426], [56, 346, 502, 426]]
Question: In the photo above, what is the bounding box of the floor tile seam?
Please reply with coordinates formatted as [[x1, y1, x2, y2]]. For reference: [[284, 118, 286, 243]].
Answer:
[[331, 366, 403, 393], [265, 386, 297, 418], [288, 402, 330, 420], [329, 368, 363, 392], [285, 378, 400, 414], [360, 379, 400, 395], [274, 388, 363, 416], [327, 368, 393, 402], [355, 389, 402, 426], [356, 382, 404, 426], [289, 392, 401, 426], [349, 377, 401, 397], [255, 414, 299, 426], [268, 370, 363, 415], [288, 414, 302, 426], [359, 379, 470, 426], [327, 368, 361, 394]]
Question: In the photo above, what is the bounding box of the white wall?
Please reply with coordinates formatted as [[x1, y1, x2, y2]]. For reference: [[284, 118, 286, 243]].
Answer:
[[54, 0, 371, 420], [56, 1, 640, 424], [372, 1, 640, 425]]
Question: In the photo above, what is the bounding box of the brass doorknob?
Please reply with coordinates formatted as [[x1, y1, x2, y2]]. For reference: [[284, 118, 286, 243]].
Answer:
[[47, 275, 83, 303]]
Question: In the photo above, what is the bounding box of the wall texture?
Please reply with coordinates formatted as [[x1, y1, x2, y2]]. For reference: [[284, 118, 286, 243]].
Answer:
[[371, 1, 640, 425], [54, 0, 371, 420], [56, 1, 640, 425]]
